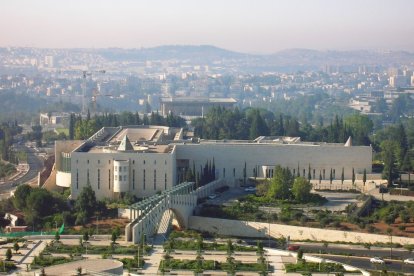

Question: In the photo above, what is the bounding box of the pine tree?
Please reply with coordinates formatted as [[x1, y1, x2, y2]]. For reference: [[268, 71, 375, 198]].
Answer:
[[341, 167, 344, 185], [308, 164, 312, 181]]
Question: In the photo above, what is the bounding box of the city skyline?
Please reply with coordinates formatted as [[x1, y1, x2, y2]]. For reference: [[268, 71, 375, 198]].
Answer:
[[1, 0, 414, 53]]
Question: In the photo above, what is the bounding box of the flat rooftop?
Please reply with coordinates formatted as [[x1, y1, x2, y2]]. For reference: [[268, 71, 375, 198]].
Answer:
[[160, 97, 237, 103]]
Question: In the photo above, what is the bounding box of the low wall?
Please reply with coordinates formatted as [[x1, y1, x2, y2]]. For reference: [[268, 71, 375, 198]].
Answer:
[[189, 216, 414, 245]]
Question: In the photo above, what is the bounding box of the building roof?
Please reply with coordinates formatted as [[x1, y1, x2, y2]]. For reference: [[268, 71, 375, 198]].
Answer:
[[117, 135, 134, 151]]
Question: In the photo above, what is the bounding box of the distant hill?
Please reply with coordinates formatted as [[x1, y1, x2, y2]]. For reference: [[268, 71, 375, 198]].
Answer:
[[268, 48, 414, 66], [96, 45, 248, 62]]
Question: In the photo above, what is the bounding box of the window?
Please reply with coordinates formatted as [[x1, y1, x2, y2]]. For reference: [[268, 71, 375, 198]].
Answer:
[[76, 169, 79, 189], [154, 170, 156, 190], [97, 169, 100, 189], [98, 160, 100, 164], [115, 175, 118, 181], [143, 169, 146, 190], [108, 169, 111, 189], [165, 173, 167, 190], [133, 169, 135, 190], [115, 166, 117, 172], [223, 168, 226, 178], [233, 168, 236, 177]]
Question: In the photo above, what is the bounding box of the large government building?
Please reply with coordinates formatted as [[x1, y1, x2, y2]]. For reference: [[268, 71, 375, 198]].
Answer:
[[54, 125, 372, 200]]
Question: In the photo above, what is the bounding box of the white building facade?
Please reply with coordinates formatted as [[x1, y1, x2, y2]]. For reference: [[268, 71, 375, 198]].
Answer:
[[54, 126, 372, 200]]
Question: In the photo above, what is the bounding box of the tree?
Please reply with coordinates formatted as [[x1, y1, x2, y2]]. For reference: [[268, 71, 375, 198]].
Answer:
[[341, 167, 344, 185], [83, 231, 89, 243], [329, 168, 333, 185], [55, 231, 60, 242], [6, 248, 12, 261], [297, 248, 304, 261], [13, 241, 19, 253], [352, 168, 356, 186], [292, 177, 312, 203], [267, 166, 293, 200], [75, 185, 97, 220], [381, 140, 399, 187], [308, 164, 312, 181], [12, 184, 32, 210], [111, 231, 118, 244], [363, 169, 367, 185]]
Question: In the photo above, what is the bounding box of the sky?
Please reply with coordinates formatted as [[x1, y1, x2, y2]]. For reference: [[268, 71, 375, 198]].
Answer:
[[1, 0, 413, 54]]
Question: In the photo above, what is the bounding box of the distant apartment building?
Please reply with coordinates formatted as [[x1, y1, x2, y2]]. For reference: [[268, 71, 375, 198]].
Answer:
[[389, 75, 409, 88], [159, 97, 237, 117], [39, 112, 70, 126]]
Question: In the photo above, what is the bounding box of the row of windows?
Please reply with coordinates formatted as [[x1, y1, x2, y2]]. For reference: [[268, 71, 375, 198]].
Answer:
[[219, 167, 338, 180], [76, 159, 168, 165]]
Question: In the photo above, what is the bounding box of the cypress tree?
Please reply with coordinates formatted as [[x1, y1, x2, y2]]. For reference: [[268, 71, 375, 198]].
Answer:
[[352, 168, 356, 186]]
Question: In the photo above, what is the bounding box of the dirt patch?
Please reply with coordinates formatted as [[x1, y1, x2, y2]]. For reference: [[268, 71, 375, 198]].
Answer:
[[71, 218, 129, 234]]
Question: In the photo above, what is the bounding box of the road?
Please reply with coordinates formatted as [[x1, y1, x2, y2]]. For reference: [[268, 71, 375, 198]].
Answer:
[[241, 239, 414, 273], [323, 254, 414, 273], [0, 145, 44, 195]]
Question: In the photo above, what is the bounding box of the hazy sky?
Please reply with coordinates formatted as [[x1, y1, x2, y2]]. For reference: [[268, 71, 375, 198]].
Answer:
[[1, 0, 413, 53]]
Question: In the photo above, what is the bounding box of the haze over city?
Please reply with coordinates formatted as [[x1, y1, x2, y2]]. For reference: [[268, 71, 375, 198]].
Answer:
[[1, 0, 414, 53]]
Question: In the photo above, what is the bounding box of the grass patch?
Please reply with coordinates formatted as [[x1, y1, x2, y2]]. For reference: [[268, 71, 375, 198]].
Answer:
[[285, 261, 346, 273], [44, 242, 152, 255], [32, 255, 71, 268], [160, 259, 268, 272]]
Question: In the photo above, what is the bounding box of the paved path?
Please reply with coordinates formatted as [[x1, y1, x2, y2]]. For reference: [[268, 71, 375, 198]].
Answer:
[[143, 244, 163, 275]]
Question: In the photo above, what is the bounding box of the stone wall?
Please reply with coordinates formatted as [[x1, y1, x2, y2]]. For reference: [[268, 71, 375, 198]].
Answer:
[[189, 216, 414, 245]]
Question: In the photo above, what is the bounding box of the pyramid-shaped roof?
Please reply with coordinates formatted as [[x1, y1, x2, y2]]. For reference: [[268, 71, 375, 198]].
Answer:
[[117, 135, 134, 151], [344, 136, 352, 147]]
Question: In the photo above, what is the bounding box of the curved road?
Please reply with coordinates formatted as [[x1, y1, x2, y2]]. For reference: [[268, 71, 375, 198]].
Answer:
[[0, 145, 44, 194]]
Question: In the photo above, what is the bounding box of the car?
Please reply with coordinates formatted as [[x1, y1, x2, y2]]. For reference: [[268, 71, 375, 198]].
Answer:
[[404, 258, 414, 264], [370, 257, 385, 264], [244, 186, 256, 192], [287, 245, 300, 251]]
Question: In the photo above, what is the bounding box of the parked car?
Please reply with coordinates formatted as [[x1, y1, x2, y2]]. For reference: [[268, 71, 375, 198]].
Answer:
[[287, 245, 300, 251], [404, 258, 414, 264], [370, 257, 385, 264]]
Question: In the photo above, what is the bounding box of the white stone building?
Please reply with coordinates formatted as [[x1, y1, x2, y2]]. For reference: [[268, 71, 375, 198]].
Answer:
[[54, 125, 372, 200]]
